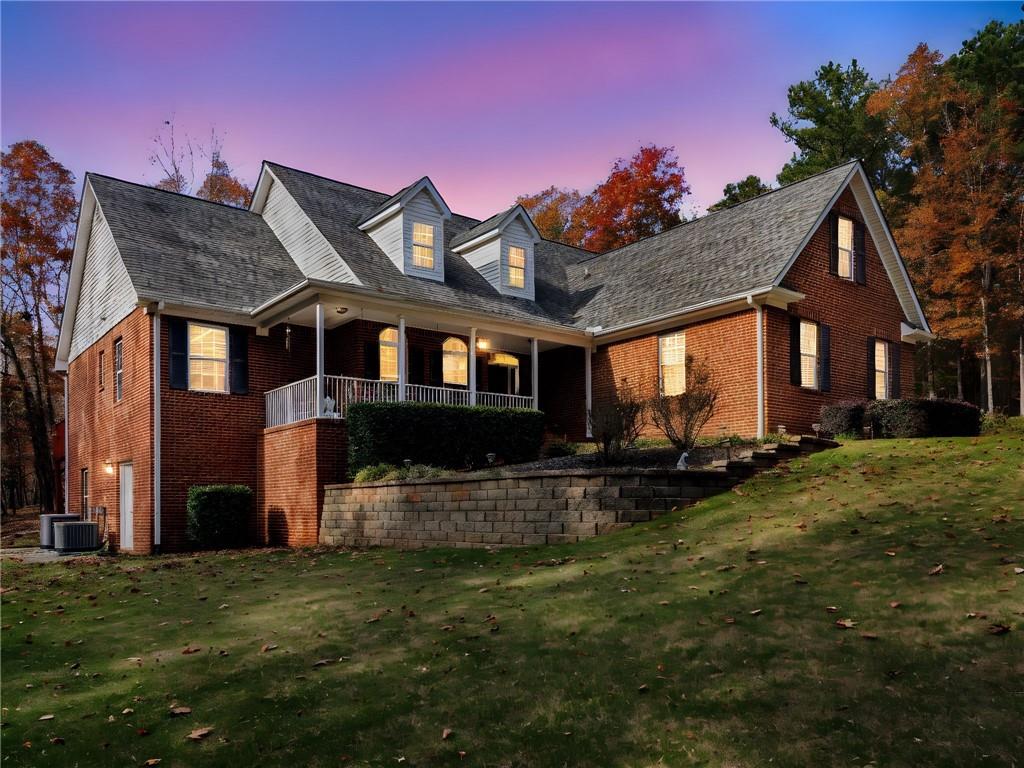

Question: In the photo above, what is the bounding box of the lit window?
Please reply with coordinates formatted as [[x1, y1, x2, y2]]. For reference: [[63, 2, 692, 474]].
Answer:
[[874, 340, 889, 399], [837, 216, 854, 279], [81, 468, 89, 515], [412, 222, 434, 269], [659, 332, 686, 396], [442, 337, 468, 386], [507, 245, 526, 289], [114, 338, 123, 401], [99, 350, 105, 390], [187, 323, 228, 392], [379, 327, 399, 382], [800, 321, 818, 389]]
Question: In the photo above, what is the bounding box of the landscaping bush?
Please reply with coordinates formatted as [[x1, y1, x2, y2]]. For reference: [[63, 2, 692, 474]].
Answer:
[[186, 484, 252, 549], [648, 357, 720, 453], [865, 398, 981, 438], [589, 379, 648, 463], [352, 463, 444, 483], [542, 439, 578, 458], [347, 402, 546, 471], [820, 401, 867, 438]]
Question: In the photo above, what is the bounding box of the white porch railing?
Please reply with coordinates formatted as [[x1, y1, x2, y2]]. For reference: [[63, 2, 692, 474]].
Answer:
[[266, 375, 533, 428]]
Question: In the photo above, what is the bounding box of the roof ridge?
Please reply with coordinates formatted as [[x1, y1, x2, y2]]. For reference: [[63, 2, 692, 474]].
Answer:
[[572, 160, 860, 267], [85, 172, 263, 215]]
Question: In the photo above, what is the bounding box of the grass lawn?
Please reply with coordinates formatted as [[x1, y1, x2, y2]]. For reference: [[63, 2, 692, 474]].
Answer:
[[2, 430, 1022, 767]]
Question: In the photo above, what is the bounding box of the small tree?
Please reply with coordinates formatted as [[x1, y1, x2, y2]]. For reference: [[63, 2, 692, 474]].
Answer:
[[588, 379, 647, 463], [648, 357, 720, 454]]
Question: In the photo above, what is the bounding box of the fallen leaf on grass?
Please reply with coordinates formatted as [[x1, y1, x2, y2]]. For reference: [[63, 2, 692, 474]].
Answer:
[[260, 644, 278, 653], [835, 618, 857, 629], [928, 564, 945, 576], [637, 684, 649, 693], [181, 646, 201, 655], [143, 760, 161, 766], [122, 708, 134, 715], [988, 624, 1011, 635], [889, 601, 902, 609], [442, 728, 453, 740], [38, 715, 54, 721], [49, 737, 65, 745], [825, 606, 839, 613], [860, 632, 879, 640], [749, 609, 763, 616], [169, 706, 191, 717], [1014, 567, 1024, 575], [658, 600, 670, 606], [186, 727, 213, 741]]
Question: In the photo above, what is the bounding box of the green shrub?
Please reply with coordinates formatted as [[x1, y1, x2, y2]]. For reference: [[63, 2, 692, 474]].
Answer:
[[820, 401, 867, 437], [186, 485, 252, 549], [542, 439, 578, 458], [352, 463, 445, 484], [866, 398, 981, 438], [347, 402, 546, 471]]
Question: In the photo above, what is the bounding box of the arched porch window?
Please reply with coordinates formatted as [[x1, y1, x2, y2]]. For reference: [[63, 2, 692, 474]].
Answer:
[[379, 327, 399, 382], [442, 337, 468, 386]]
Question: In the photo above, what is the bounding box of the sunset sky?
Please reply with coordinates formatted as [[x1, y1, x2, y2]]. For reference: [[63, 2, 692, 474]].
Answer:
[[2, 1, 1018, 217]]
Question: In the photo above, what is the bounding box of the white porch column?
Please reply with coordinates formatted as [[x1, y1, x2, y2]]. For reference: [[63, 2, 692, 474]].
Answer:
[[397, 315, 407, 401], [584, 344, 593, 438], [530, 337, 539, 410], [468, 327, 477, 406], [315, 302, 325, 418]]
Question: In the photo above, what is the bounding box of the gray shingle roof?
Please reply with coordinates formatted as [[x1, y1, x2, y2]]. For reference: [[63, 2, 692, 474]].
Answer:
[[566, 162, 858, 329], [88, 174, 305, 313], [354, 178, 417, 227], [265, 163, 584, 327], [86, 160, 860, 333]]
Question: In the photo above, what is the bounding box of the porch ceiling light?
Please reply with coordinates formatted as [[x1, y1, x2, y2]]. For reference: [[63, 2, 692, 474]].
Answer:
[[335, 306, 348, 315], [476, 338, 490, 350]]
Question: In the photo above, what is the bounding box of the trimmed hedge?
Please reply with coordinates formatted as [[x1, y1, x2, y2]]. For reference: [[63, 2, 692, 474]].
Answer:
[[186, 484, 253, 549], [865, 398, 982, 438], [347, 401, 546, 471], [820, 401, 867, 437]]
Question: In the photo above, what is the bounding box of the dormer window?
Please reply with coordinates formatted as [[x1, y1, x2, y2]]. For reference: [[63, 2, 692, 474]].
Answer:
[[412, 222, 435, 270], [507, 246, 526, 289]]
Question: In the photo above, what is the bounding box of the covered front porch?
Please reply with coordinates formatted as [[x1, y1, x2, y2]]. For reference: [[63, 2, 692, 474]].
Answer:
[[258, 292, 593, 434]]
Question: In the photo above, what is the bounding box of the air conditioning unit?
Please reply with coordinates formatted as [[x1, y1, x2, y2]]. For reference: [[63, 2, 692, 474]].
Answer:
[[53, 521, 100, 553], [39, 514, 80, 548]]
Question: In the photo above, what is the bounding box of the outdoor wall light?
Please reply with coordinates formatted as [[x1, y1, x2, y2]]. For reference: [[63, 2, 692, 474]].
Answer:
[[104, 460, 114, 475], [476, 338, 490, 350]]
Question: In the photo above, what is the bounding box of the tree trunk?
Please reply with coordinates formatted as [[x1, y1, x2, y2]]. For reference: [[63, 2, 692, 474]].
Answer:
[[1019, 333, 1023, 417], [956, 349, 964, 401], [926, 341, 935, 399], [981, 294, 994, 414]]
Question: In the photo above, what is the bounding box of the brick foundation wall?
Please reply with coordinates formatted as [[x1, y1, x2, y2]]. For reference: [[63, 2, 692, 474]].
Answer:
[[320, 469, 737, 549], [766, 188, 917, 434], [593, 309, 759, 438], [258, 418, 346, 546], [158, 319, 316, 551], [66, 308, 153, 553]]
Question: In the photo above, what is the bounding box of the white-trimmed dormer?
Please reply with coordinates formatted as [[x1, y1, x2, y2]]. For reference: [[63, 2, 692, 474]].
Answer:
[[451, 205, 541, 301], [356, 177, 451, 282]]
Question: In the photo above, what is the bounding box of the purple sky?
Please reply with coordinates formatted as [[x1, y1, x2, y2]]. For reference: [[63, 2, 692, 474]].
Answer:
[[2, 2, 1018, 217]]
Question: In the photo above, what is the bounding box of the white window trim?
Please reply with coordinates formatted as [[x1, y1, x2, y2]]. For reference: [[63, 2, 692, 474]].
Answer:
[[799, 320, 818, 390], [506, 244, 527, 290], [186, 321, 230, 393], [837, 215, 855, 281], [113, 338, 124, 401], [874, 339, 890, 400], [658, 331, 686, 396], [98, 349, 105, 391], [379, 327, 399, 383], [442, 337, 468, 386], [411, 222, 435, 271]]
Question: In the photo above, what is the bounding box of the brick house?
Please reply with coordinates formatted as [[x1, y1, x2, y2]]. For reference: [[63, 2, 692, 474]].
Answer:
[[55, 160, 931, 553]]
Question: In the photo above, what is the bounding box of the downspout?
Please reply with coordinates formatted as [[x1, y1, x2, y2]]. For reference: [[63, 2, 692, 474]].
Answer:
[[748, 296, 765, 439], [64, 373, 69, 514], [152, 307, 162, 553]]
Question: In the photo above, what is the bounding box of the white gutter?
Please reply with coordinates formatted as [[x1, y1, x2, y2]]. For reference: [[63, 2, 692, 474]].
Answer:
[[748, 295, 766, 439], [63, 374, 70, 514]]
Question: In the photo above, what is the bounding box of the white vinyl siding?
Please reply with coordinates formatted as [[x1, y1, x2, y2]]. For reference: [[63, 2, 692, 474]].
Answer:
[[659, 332, 686, 396], [874, 340, 889, 399], [69, 206, 138, 361], [799, 320, 818, 389], [837, 215, 854, 279], [401, 189, 445, 281], [261, 175, 359, 283], [187, 322, 228, 393]]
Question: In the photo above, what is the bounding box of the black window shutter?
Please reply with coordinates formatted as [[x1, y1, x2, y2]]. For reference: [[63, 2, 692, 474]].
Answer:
[[363, 341, 380, 380], [408, 347, 424, 386], [889, 342, 901, 399], [429, 349, 443, 387], [866, 336, 876, 399], [789, 316, 802, 386], [828, 212, 839, 275], [229, 327, 248, 395], [819, 324, 831, 392], [854, 221, 867, 285], [168, 318, 188, 390]]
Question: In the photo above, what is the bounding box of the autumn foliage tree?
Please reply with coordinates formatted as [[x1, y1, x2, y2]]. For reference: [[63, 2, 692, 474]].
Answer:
[[1, 140, 76, 512], [518, 144, 689, 251], [150, 119, 251, 207]]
